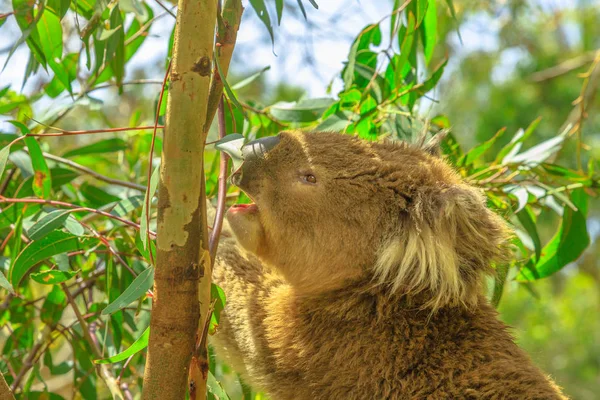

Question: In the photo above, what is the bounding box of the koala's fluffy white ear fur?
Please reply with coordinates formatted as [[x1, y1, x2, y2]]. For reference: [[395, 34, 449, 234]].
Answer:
[[374, 184, 510, 310]]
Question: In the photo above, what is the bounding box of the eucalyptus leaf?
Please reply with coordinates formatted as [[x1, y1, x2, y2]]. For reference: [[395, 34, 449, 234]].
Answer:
[[214, 133, 245, 171], [102, 267, 154, 315], [95, 327, 150, 364]]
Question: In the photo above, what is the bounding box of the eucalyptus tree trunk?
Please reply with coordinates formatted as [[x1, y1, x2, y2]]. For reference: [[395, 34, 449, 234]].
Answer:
[[141, 0, 217, 398]]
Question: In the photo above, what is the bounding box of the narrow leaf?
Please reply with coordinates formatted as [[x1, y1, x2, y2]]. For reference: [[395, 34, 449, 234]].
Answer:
[[102, 267, 154, 315], [95, 327, 150, 364], [24, 137, 52, 198], [249, 0, 274, 45], [27, 209, 73, 240]]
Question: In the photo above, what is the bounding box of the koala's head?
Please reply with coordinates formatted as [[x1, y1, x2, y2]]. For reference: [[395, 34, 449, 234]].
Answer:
[[227, 131, 510, 309]]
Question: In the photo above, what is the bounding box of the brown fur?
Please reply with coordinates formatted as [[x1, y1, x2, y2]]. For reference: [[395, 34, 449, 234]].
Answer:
[[210, 131, 567, 399]]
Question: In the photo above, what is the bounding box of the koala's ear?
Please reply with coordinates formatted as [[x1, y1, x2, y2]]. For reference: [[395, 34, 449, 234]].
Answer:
[[374, 184, 511, 310]]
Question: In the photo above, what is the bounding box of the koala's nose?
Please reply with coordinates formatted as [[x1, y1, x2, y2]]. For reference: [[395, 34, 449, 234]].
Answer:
[[241, 135, 281, 162]]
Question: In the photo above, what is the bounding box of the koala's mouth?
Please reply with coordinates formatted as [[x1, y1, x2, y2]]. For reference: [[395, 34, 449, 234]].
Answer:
[[230, 202, 258, 213]]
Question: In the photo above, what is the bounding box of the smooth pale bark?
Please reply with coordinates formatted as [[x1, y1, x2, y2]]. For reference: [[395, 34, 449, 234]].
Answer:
[[141, 0, 217, 398]]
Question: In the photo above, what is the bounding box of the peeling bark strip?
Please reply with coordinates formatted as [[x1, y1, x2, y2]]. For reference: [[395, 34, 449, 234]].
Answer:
[[141, 0, 217, 399]]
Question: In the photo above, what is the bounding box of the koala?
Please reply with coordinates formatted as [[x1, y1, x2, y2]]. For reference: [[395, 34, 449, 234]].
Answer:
[[210, 130, 567, 400]]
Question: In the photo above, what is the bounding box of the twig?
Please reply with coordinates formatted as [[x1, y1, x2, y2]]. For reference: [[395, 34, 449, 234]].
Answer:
[[25, 150, 145, 191], [25, 124, 163, 137], [0, 197, 155, 237], [61, 283, 124, 400], [154, 0, 177, 18], [10, 326, 54, 392], [209, 98, 229, 263], [0, 168, 17, 195], [530, 51, 598, 82]]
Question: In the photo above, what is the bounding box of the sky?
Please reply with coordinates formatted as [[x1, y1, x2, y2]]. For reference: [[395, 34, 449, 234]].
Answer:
[[0, 0, 578, 120]]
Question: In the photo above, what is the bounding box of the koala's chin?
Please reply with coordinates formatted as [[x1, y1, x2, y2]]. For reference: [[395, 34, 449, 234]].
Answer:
[[226, 205, 264, 256]]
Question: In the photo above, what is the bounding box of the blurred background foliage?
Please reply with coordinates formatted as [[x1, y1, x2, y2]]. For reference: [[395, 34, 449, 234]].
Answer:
[[0, 0, 599, 398]]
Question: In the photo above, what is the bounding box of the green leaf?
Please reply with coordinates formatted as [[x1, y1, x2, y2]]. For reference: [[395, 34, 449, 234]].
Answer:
[[102, 267, 154, 315], [461, 128, 506, 166], [518, 189, 590, 281], [62, 138, 128, 158], [24, 137, 52, 198], [208, 371, 230, 400], [516, 206, 542, 262], [50, 167, 79, 187], [249, 0, 274, 46], [209, 283, 226, 334], [275, 0, 283, 24], [232, 66, 271, 90], [80, 182, 121, 207], [45, 52, 78, 97], [41, 284, 66, 325], [0, 145, 10, 182], [95, 326, 150, 364], [31, 269, 79, 284], [27, 209, 74, 240], [394, 12, 416, 87], [109, 6, 125, 91], [421, 0, 437, 64], [495, 117, 541, 163], [296, 0, 307, 19], [0, 268, 16, 295], [141, 165, 160, 251], [214, 134, 245, 171], [11, 231, 91, 287], [47, 0, 71, 19], [269, 98, 334, 123], [215, 56, 243, 111], [108, 195, 145, 217], [307, 0, 318, 8]]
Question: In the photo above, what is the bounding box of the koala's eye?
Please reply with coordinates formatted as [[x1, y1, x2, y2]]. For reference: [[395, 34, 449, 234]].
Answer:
[[303, 174, 317, 184]]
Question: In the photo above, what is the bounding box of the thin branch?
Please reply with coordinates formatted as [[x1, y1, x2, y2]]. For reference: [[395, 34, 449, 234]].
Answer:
[[0, 197, 155, 237], [209, 97, 229, 263], [26, 123, 163, 137], [154, 0, 177, 18], [61, 283, 124, 399], [530, 51, 598, 82], [24, 150, 145, 191]]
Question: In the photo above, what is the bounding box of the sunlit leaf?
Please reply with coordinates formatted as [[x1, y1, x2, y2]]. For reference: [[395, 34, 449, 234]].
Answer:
[[95, 327, 150, 364], [421, 0, 437, 63], [518, 189, 589, 281], [102, 267, 154, 315]]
